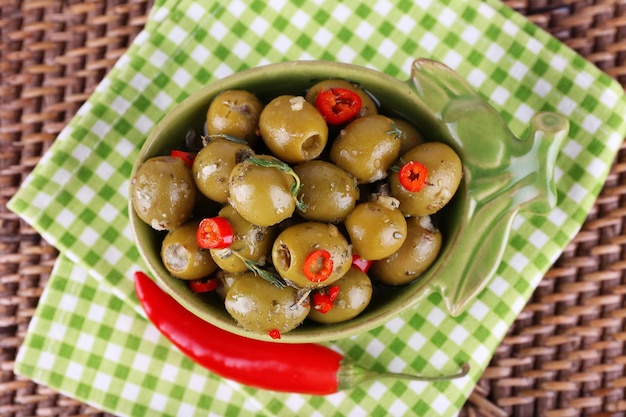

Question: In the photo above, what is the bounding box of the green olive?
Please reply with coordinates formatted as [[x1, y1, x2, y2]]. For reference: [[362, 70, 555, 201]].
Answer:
[[330, 114, 401, 183], [192, 138, 254, 204], [209, 204, 275, 273], [259, 95, 328, 163], [271, 222, 352, 289], [131, 156, 196, 230], [308, 267, 373, 324], [391, 117, 425, 155], [224, 272, 310, 334], [371, 216, 442, 286], [294, 160, 359, 223], [305, 79, 378, 117], [206, 90, 264, 146], [228, 155, 297, 226], [345, 197, 407, 260], [390, 142, 462, 216], [160, 219, 218, 280]]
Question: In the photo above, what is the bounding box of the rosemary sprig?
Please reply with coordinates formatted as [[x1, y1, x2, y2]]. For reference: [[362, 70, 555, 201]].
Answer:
[[389, 156, 406, 173], [231, 250, 286, 289], [202, 133, 249, 146], [245, 156, 308, 212], [387, 122, 406, 141]]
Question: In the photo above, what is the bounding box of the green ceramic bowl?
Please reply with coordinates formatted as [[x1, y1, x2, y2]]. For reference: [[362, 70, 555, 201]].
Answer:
[[130, 59, 569, 343]]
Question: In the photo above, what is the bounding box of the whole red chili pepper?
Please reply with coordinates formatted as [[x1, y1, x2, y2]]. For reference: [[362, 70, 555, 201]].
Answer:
[[316, 87, 362, 125], [134, 271, 469, 395]]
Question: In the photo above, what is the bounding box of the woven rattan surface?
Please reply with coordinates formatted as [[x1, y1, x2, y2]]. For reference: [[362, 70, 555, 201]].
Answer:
[[1, 1, 625, 416]]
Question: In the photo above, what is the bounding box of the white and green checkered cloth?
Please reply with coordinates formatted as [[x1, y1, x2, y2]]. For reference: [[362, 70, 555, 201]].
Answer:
[[9, 1, 626, 416]]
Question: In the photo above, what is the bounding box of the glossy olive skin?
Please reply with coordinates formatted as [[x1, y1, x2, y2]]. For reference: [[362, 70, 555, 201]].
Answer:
[[192, 138, 254, 204], [371, 216, 442, 286], [161, 219, 218, 280], [209, 204, 275, 273], [390, 142, 463, 216], [392, 117, 425, 155], [206, 90, 264, 146], [294, 160, 360, 223], [224, 272, 310, 335], [131, 156, 196, 231], [259, 95, 328, 163], [308, 267, 373, 324], [305, 79, 378, 118], [271, 222, 352, 289], [345, 198, 408, 260], [330, 114, 401, 183], [228, 155, 296, 226]]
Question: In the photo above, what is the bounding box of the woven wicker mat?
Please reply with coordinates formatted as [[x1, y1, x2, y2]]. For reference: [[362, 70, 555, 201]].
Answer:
[[2, 1, 626, 416]]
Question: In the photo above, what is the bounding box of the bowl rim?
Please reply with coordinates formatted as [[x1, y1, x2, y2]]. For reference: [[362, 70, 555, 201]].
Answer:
[[130, 59, 460, 343]]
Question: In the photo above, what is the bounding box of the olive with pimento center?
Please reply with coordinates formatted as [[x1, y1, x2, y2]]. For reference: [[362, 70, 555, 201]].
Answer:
[[208, 204, 275, 274], [271, 222, 352, 289], [390, 142, 462, 216], [305, 79, 378, 118]]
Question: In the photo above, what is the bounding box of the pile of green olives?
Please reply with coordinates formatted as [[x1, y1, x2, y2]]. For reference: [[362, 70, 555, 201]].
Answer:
[[131, 81, 462, 337]]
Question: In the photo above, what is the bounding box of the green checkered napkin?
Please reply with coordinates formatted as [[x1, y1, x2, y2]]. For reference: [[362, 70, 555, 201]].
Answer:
[[9, 0, 626, 415]]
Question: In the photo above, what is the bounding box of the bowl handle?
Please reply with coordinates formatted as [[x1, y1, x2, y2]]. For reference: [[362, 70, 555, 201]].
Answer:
[[408, 59, 569, 315]]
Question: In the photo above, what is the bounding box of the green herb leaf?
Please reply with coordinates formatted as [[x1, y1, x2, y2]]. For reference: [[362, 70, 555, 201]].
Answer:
[[387, 122, 406, 141], [231, 251, 286, 289], [389, 157, 406, 173], [246, 156, 308, 212], [202, 133, 249, 146]]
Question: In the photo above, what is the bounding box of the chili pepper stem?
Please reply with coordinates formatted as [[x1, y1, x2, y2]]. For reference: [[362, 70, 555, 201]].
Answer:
[[337, 360, 470, 390]]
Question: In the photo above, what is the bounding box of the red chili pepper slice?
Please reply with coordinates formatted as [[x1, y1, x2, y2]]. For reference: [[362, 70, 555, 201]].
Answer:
[[328, 285, 340, 302], [315, 87, 362, 125], [189, 278, 219, 293], [351, 254, 372, 274], [268, 329, 281, 340], [303, 249, 334, 283], [312, 285, 340, 313], [134, 271, 469, 395], [170, 149, 196, 168], [312, 292, 333, 313], [196, 217, 234, 249], [398, 160, 428, 192]]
